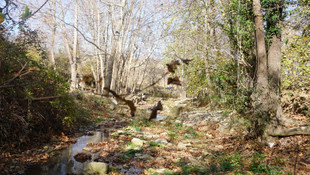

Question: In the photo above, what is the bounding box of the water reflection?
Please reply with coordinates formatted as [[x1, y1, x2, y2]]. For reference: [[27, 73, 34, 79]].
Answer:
[[25, 132, 104, 175], [156, 114, 167, 121]]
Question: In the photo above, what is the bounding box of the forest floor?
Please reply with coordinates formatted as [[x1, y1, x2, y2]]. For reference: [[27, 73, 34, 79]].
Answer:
[[1, 94, 309, 174]]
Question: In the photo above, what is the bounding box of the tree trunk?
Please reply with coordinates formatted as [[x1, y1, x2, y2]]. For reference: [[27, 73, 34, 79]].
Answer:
[[50, 0, 57, 70], [268, 35, 282, 119], [253, 0, 268, 90], [71, 0, 78, 91], [106, 0, 126, 92], [97, 0, 104, 93], [251, 0, 271, 138]]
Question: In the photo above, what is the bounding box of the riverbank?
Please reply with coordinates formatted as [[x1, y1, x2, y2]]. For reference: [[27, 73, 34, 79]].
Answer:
[[1, 94, 309, 174]]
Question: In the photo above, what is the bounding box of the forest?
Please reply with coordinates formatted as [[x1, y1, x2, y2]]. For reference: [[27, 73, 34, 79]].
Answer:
[[0, 0, 309, 174]]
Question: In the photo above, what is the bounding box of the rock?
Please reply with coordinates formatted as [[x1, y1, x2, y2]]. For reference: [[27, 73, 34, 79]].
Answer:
[[131, 138, 145, 146], [111, 98, 118, 105], [133, 146, 142, 151], [117, 130, 126, 134], [135, 153, 152, 159], [160, 132, 167, 136], [109, 104, 115, 110], [74, 153, 91, 163], [83, 162, 108, 175], [215, 145, 224, 150], [205, 133, 213, 139], [156, 168, 166, 174], [167, 143, 173, 147], [184, 123, 194, 127], [143, 132, 159, 139], [155, 156, 164, 161], [177, 142, 187, 150], [175, 120, 181, 123], [155, 138, 168, 144]]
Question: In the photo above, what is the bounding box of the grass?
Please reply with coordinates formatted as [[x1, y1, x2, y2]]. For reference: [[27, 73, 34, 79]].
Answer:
[[171, 152, 285, 175]]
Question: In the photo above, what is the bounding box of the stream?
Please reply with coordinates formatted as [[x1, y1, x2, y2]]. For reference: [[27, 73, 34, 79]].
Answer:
[[24, 131, 106, 175], [24, 115, 166, 175]]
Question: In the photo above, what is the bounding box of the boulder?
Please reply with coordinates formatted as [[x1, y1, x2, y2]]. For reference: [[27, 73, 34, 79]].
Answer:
[[131, 138, 145, 146], [83, 162, 108, 175], [155, 138, 168, 144]]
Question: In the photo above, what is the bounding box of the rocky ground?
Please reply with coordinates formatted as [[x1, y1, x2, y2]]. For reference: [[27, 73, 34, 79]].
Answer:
[[1, 95, 309, 174], [79, 97, 310, 174]]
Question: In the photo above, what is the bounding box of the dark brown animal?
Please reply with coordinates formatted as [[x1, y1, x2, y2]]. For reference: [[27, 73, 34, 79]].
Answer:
[[168, 77, 182, 86], [104, 88, 136, 117], [179, 58, 193, 65], [149, 101, 163, 121], [166, 60, 181, 73]]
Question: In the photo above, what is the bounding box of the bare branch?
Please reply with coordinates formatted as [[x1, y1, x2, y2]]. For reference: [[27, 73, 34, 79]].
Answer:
[[0, 0, 49, 34]]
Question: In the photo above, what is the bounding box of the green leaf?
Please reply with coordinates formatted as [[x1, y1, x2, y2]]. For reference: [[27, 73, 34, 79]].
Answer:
[[0, 13, 5, 23], [21, 6, 32, 19]]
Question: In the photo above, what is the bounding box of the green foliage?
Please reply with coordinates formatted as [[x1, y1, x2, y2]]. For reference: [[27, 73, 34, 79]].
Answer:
[[282, 36, 310, 89], [149, 141, 160, 147], [168, 130, 177, 140], [164, 0, 255, 116], [21, 6, 32, 19], [185, 127, 198, 138], [121, 149, 141, 159], [0, 30, 82, 147], [262, 0, 286, 46], [250, 152, 284, 174], [173, 152, 285, 174], [184, 58, 209, 97]]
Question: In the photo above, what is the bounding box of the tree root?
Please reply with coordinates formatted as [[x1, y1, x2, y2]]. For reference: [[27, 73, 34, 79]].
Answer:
[[267, 125, 310, 137]]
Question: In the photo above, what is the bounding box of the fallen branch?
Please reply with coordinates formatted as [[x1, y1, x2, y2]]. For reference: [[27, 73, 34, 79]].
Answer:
[[31, 93, 81, 101], [268, 125, 310, 137], [3, 62, 28, 85]]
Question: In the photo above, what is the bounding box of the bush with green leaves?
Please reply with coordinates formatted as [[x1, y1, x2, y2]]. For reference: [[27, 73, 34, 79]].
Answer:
[[0, 32, 82, 148]]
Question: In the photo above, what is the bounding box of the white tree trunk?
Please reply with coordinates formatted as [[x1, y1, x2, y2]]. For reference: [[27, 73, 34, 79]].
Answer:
[[71, 0, 78, 91]]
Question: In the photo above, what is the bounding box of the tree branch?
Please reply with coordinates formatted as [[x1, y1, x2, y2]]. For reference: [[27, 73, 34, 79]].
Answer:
[[0, 0, 49, 35]]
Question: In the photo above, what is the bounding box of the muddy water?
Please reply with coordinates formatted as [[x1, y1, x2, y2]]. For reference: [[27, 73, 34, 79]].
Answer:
[[24, 131, 105, 175]]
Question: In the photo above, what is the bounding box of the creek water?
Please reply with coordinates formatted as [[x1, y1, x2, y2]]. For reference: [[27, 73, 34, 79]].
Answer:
[[24, 131, 105, 175], [156, 114, 167, 121]]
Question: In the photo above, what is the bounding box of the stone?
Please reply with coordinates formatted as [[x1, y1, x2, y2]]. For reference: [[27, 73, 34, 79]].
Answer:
[[156, 168, 166, 174], [167, 143, 173, 147], [83, 162, 108, 175], [131, 138, 145, 146], [155, 138, 168, 144], [135, 153, 152, 159], [175, 120, 181, 123], [177, 142, 187, 150], [215, 145, 224, 150], [160, 132, 167, 136], [109, 104, 115, 110], [117, 130, 126, 134], [205, 133, 213, 139], [155, 156, 164, 161]]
